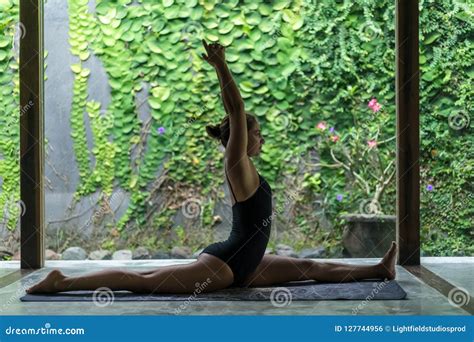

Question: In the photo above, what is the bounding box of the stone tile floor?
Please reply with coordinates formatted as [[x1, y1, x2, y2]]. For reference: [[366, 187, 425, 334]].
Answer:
[[0, 257, 471, 315]]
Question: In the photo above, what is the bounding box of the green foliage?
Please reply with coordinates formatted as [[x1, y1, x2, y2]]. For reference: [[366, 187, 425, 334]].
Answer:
[[0, 0, 471, 256], [418, 0, 473, 255], [0, 0, 20, 231]]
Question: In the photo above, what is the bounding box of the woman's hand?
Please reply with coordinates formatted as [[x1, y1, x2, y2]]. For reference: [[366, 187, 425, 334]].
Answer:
[[201, 39, 226, 67]]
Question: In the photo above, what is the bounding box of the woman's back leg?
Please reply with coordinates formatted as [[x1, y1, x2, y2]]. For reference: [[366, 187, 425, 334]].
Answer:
[[26, 253, 234, 294], [143, 253, 234, 293]]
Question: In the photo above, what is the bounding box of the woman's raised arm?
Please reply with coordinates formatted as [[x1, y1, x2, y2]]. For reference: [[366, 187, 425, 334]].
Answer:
[[201, 39, 248, 160], [201, 40, 245, 114]]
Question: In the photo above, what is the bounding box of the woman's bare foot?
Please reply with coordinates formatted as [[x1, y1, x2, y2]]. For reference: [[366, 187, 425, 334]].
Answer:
[[377, 241, 397, 280], [26, 269, 66, 294]]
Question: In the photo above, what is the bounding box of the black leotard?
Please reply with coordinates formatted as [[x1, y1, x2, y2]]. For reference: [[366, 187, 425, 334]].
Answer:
[[199, 169, 273, 287]]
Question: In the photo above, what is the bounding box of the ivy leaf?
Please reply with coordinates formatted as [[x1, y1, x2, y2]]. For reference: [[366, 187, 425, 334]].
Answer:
[[273, 0, 290, 11], [424, 33, 441, 45], [147, 39, 162, 54], [163, 0, 174, 7], [0, 50, 8, 61], [129, 174, 138, 188], [149, 97, 161, 109], [79, 50, 90, 61], [151, 86, 170, 101], [161, 101, 175, 114], [70, 63, 82, 73]]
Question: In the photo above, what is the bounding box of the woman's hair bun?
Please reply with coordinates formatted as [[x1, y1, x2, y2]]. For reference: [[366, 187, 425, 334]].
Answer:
[[206, 124, 221, 140]]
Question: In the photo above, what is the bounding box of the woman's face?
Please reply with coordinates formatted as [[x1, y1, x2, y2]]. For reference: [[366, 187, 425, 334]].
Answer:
[[247, 121, 264, 157]]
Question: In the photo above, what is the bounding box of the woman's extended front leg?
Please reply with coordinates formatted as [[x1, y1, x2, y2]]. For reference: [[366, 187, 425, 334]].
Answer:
[[243, 242, 398, 287]]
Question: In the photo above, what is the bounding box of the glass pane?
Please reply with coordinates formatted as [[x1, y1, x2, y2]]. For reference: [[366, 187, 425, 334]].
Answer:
[[0, 0, 21, 271], [419, 0, 473, 257], [43, 0, 400, 262]]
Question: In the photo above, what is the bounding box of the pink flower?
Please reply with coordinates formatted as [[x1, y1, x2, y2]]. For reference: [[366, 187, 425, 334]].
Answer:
[[368, 98, 378, 108], [368, 98, 382, 113], [367, 140, 377, 148], [370, 103, 382, 112], [316, 121, 327, 130], [330, 135, 339, 142]]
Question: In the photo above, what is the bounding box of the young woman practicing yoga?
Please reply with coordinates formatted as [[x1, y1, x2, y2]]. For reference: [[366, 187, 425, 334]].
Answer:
[[26, 40, 397, 295]]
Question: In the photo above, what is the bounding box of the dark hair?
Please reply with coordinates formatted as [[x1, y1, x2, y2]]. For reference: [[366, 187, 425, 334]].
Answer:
[[206, 113, 257, 147]]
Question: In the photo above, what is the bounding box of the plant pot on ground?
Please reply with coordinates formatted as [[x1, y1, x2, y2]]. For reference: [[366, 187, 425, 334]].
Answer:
[[341, 213, 395, 258]]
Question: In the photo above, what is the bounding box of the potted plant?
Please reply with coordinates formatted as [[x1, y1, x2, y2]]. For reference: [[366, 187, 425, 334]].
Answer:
[[312, 97, 397, 257]]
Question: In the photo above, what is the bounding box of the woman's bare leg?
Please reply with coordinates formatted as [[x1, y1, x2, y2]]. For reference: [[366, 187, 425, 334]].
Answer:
[[244, 241, 398, 287], [25, 268, 152, 294], [25, 254, 234, 294]]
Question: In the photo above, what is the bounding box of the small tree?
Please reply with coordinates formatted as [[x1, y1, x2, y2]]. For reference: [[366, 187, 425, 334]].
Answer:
[[312, 98, 396, 217]]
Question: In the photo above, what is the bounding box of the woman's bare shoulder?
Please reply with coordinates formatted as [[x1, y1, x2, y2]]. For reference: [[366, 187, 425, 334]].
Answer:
[[224, 156, 259, 202]]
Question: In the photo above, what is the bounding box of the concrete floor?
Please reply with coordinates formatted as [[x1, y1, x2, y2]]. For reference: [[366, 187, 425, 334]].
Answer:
[[0, 257, 471, 315]]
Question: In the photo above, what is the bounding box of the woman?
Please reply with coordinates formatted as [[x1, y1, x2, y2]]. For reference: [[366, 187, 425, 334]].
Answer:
[[26, 40, 397, 295]]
